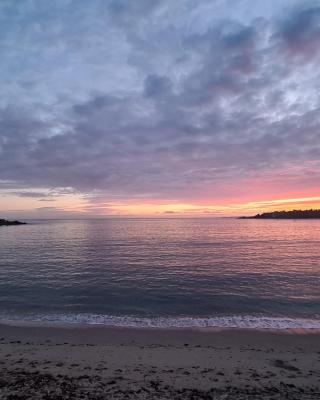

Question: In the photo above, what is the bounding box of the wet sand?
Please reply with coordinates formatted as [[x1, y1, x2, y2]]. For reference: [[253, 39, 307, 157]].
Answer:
[[0, 323, 319, 399]]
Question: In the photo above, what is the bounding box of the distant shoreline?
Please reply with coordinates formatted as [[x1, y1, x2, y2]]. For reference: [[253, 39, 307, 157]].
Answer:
[[0, 218, 26, 226], [240, 209, 320, 219]]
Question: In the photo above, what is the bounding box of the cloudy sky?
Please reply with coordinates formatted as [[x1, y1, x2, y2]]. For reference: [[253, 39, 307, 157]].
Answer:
[[0, 0, 320, 218]]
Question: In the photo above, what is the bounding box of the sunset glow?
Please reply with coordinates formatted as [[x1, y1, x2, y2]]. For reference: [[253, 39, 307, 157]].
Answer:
[[1, 191, 319, 219]]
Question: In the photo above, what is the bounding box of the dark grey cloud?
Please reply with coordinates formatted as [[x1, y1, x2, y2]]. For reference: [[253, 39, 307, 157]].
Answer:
[[109, 0, 161, 21], [14, 192, 53, 198], [144, 75, 173, 98], [276, 5, 320, 59], [0, 0, 319, 206]]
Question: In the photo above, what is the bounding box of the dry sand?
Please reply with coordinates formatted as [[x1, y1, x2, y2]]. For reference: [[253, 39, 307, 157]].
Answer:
[[0, 322, 319, 399]]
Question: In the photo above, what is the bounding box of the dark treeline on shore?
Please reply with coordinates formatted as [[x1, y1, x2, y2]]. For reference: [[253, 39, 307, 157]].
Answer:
[[240, 209, 320, 219]]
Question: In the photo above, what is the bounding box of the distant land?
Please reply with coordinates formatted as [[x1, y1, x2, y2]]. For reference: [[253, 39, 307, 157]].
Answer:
[[0, 219, 26, 226], [240, 209, 320, 219]]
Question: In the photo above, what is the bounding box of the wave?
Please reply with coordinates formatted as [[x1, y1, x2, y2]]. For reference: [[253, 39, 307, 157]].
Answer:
[[1, 313, 320, 330]]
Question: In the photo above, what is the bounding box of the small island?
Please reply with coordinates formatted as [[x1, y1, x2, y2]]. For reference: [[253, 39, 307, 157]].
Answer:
[[240, 209, 320, 219], [0, 218, 26, 226]]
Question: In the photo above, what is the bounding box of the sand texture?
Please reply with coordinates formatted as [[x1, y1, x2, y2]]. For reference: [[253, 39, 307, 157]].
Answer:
[[0, 323, 319, 399]]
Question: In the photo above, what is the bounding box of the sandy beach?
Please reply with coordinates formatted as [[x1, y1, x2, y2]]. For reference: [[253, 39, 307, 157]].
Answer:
[[0, 323, 319, 399]]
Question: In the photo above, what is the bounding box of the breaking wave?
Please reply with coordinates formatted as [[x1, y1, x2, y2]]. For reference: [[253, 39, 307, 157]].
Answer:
[[1, 313, 320, 330]]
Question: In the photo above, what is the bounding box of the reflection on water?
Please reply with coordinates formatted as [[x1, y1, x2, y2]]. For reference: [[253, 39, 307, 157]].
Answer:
[[0, 218, 319, 325]]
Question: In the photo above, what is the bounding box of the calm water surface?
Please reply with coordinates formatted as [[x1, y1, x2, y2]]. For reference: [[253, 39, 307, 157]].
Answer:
[[0, 218, 319, 328]]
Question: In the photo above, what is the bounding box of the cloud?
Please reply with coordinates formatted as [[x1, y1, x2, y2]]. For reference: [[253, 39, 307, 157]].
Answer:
[[36, 207, 58, 211], [144, 75, 173, 98], [0, 0, 319, 210], [275, 5, 320, 60], [38, 199, 56, 202], [13, 192, 54, 198]]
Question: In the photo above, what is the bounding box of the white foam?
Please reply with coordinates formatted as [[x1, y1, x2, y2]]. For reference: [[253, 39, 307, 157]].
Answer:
[[1, 313, 320, 330]]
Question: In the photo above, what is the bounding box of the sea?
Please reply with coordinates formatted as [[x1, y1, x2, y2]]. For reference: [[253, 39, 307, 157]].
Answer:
[[0, 218, 319, 329]]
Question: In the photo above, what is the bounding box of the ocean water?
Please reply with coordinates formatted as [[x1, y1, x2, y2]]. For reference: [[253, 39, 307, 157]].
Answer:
[[0, 218, 319, 329]]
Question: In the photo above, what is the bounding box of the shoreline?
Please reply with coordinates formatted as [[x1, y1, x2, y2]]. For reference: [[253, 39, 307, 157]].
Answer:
[[1, 321, 320, 346], [0, 322, 319, 399], [1, 318, 320, 335], [1, 321, 320, 348], [1, 313, 320, 330]]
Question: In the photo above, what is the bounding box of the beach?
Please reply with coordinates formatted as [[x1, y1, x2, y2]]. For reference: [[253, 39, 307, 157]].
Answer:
[[0, 323, 319, 399]]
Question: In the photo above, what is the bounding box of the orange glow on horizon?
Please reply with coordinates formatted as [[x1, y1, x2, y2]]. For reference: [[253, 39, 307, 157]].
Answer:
[[79, 196, 320, 217], [1, 191, 319, 218]]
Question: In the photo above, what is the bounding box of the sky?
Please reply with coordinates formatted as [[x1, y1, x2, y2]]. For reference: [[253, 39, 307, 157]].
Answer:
[[0, 0, 320, 218]]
